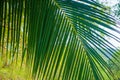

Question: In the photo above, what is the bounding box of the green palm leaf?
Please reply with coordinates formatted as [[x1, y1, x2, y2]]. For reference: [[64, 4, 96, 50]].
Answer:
[[0, 0, 120, 80]]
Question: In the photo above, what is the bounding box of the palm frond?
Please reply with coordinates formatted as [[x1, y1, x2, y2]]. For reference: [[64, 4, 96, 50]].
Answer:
[[0, 0, 120, 80]]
